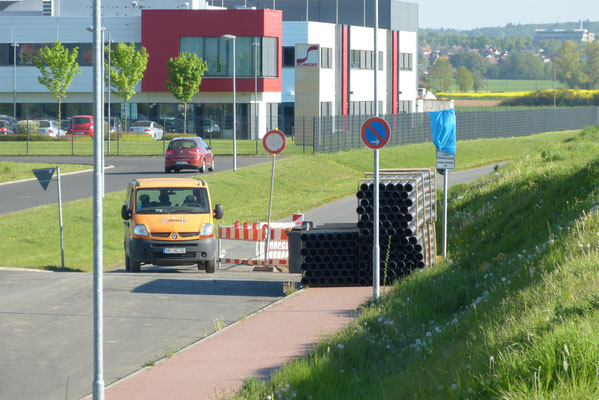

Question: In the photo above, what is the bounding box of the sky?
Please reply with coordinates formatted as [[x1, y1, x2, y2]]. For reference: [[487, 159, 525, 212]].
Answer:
[[410, 0, 599, 31]]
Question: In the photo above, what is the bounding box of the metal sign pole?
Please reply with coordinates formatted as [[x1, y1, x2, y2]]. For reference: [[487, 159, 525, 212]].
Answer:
[[92, 0, 105, 397], [373, 149, 380, 299], [443, 170, 448, 259], [264, 154, 277, 267], [265, 154, 276, 267], [57, 167, 65, 269]]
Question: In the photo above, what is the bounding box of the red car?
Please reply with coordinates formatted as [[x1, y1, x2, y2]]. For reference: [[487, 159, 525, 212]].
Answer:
[[164, 137, 215, 173], [67, 115, 94, 137]]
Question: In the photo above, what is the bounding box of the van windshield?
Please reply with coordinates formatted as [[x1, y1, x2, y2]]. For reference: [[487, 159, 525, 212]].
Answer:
[[135, 187, 210, 214]]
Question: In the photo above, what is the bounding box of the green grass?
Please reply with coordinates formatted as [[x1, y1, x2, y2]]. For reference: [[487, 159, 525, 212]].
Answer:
[[222, 125, 599, 399], [0, 161, 91, 184], [0, 136, 309, 157], [450, 79, 565, 93], [0, 129, 582, 271]]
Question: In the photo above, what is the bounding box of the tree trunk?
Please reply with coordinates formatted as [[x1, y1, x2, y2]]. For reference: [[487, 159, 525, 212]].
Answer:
[[183, 102, 187, 134], [58, 100, 61, 136], [124, 101, 128, 133]]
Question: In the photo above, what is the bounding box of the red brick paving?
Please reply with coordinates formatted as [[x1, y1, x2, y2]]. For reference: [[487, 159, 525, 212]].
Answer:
[[105, 287, 371, 400]]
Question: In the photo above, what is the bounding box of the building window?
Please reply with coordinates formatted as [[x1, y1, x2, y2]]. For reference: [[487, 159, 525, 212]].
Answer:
[[399, 100, 412, 113], [321, 47, 332, 69], [350, 49, 377, 70], [378, 51, 384, 70], [180, 36, 277, 78], [283, 46, 295, 67], [320, 101, 332, 116], [399, 52, 412, 70]]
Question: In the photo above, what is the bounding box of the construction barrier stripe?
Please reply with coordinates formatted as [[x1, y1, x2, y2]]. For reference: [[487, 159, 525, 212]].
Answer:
[[219, 258, 288, 266], [219, 226, 289, 241]]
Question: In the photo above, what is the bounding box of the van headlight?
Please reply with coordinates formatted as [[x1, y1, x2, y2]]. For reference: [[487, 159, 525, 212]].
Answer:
[[200, 223, 213, 236], [133, 224, 149, 236]]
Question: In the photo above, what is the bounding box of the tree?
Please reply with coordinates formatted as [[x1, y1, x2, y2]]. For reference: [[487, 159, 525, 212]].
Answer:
[[450, 52, 488, 75], [582, 42, 599, 89], [33, 41, 81, 132], [106, 42, 149, 132], [472, 71, 484, 92], [456, 66, 473, 91], [165, 52, 208, 134], [429, 58, 455, 92], [554, 40, 584, 88], [505, 53, 544, 80]]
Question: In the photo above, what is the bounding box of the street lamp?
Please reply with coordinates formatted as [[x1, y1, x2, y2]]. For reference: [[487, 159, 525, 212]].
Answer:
[[10, 38, 19, 119], [253, 40, 260, 142], [221, 34, 237, 172]]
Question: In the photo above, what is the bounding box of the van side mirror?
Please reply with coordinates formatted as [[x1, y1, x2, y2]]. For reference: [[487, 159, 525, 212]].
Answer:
[[121, 204, 131, 220], [213, 204, 224, 220]]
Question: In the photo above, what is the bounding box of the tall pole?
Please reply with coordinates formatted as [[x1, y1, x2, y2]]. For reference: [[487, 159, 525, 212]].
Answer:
[[92, 0, 105, 398], [232, 37, 237, 172], [373, 0, 380, 300], [443, 172, 448, 258], [108, 33, 111, 155], [265, 155, 276, 267], [306, 0, 308, 21], [553, 65, 556, 109], [57, 167, 65, 270], [253, 40, 259, 143], [11, 38, 18, 119]]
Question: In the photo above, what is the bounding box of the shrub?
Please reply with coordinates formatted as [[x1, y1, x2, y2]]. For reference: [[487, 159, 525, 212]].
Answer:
[[500, 89, 599, 107], [16, 120, 40, 135]]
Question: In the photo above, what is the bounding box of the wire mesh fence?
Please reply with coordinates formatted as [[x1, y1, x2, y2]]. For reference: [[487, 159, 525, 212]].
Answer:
[[296, 107, 599, 153]]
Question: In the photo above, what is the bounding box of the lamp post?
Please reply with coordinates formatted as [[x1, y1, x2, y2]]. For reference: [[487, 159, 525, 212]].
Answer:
[[88, 26, 106, 196], [10, 38, 19, 119], [221, 34, 237, 172], [107, 33, 111, 155], [553, 64, 557, 109], [253, 40, 260, 143]]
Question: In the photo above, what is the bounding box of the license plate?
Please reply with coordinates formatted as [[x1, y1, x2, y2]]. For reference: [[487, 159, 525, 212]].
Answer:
[[76, 131, 85, 135], [175, 161, 187, 165], [163, 248, 186, 254]]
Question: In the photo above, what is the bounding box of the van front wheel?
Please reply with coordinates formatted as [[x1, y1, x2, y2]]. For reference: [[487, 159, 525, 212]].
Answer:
[[127, 256, 141, 273], [205, 257, 216, 273]]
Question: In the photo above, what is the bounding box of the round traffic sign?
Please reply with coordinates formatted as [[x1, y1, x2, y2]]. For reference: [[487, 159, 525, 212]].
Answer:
[[361, 117, 390, 149], [263, 129, 287, 154]]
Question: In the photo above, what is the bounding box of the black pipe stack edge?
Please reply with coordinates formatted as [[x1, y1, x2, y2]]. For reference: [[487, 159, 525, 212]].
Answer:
[[299, 169, 437, 288]]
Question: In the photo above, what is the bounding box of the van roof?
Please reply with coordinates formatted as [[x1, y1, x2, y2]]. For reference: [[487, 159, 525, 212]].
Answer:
[[132, 178, 208, 189]]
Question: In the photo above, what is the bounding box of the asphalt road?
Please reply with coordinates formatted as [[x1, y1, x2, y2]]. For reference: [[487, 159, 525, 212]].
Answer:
[[0, 155, 269, 214], [0, 159, 502, 400]]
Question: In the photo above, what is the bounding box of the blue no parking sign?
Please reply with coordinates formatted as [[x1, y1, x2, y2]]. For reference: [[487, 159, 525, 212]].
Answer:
[[361, 117, 390, 149]]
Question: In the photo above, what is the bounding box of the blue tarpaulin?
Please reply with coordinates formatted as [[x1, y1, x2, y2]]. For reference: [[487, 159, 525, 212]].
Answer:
[[429, 108, 456, 155]]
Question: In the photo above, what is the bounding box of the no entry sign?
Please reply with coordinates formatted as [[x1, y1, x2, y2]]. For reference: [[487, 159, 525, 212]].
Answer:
[[263, 129, 287, 154], [361, 117, 390, 149]]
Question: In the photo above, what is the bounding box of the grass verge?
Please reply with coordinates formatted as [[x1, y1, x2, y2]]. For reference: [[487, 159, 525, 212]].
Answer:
[[0, 129, 582, 271], [223, 125, 599, 399], [0, 161, 91, 184]]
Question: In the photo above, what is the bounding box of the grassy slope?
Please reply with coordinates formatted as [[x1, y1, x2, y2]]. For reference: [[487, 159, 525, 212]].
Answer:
[[226, 126, 599, 399], [0, 162, 91, 183], [0, 129, 580, 271]]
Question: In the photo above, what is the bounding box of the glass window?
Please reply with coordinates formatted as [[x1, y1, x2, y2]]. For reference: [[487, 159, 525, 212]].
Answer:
[[262, 37, 277, 77], [378, 51, 384, 70], [283, 46, 295, 67], [0, 44, 9, 66], [135, 187, 210, 214]]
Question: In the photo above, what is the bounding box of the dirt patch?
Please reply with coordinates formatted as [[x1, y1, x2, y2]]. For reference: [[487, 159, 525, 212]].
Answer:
[[454, 99, 502, 107]]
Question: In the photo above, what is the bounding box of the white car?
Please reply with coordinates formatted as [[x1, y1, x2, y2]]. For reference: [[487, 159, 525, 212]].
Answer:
[[37, 120, 62, 137], [129, 120, 164, 141]]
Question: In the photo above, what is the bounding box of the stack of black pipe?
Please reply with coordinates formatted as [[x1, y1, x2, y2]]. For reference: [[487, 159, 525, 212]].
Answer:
[[300, 231, 360, 287], [356, 178, 431, 284]]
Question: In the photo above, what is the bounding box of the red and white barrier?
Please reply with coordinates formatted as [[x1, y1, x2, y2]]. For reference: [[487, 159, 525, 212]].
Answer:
[[218, 221, 293, 268]]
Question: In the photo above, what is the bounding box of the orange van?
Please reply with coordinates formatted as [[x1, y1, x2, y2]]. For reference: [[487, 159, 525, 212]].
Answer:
[[121, 178, 223, 273]]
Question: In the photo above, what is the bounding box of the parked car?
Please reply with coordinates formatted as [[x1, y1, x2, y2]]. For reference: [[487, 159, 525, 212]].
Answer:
[[60, 119, 71, 132], [0, 115, 17, 132], [164, 137, 215, 173], [0, 120, 15, 135], [129, 120, 164, 141], [105, 116, 123, 134], [202, 118, 221, 135], [163, 117, 184, 133], [36, 120, 61, 137], [67, 115, 94, 137]]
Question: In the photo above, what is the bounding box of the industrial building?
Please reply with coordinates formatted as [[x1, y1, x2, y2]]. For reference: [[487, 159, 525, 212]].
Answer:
[[0, 0, 418, 139]]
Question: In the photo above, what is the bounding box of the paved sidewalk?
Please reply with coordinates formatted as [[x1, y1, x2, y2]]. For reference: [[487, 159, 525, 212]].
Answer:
[[105, 287, 372, 400]]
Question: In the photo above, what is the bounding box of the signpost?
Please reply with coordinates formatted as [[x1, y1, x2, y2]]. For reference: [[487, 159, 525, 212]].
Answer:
[[361, 117, 390, 301], [32, 167, 65, 269], [263, 129, 287, 267]]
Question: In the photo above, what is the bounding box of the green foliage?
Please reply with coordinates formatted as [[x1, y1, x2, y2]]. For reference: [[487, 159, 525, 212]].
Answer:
[[456, 66, 473, 91], [165, 52, 208, 134], [501, 89, 599, 106], [450, 52, 488, 74], [15, 120, 40, 135], [429, 58, 455, 92], [33, 41, 81, 129], [106, 42, 149, 131], [472, 70, 484, 92]]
